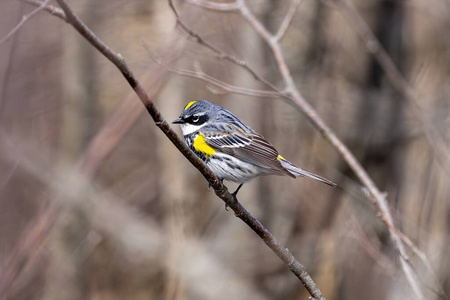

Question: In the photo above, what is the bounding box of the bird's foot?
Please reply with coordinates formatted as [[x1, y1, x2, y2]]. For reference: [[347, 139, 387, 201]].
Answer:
[[231, 183, 243, 199], [225, 183, 243, 211]]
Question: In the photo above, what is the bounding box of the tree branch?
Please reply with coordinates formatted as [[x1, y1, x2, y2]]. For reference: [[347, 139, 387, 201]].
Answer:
[[169, 0, 280, 93], [333, 0, 450, 178], [21, 0, 66, 19], [0, 0, 51, 45], [274, 0, 304, 41], [150, 54, 283, 99]]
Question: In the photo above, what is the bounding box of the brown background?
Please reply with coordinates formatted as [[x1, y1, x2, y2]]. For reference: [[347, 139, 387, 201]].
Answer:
[[0, 0, 449, 299]]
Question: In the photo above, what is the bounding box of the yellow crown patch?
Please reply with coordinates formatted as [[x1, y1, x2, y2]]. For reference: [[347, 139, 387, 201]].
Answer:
[[184, 101, 197, 110]]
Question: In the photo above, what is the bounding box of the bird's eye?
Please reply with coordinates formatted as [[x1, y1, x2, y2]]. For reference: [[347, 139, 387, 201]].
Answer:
[[192, 115, 199, 123]]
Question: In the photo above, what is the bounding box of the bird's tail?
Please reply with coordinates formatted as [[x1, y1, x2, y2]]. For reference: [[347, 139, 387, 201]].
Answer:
[[279, 159, 337, 187]]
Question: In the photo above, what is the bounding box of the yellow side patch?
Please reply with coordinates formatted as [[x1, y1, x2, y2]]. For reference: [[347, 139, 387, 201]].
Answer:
[[184, 101, 197, 110], [193, 134, 215, 157], [277, 154, 286, 161]]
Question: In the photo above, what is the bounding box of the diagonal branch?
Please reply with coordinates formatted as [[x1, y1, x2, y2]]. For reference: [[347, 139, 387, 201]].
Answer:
[[21, 0, 66, 19], [150, 54, 283, 99], [395, 228, 447, 298], [169, 0, 279, 93], [334, 0, 450, 177], [5, 1, 327, 299], [274, 0, 305, 41], [0, 0, 51, 45], [237, 2, 423, 297]]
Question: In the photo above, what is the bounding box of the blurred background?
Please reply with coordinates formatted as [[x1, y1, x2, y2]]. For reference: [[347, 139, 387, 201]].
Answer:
[[0, 0, 449, 299]]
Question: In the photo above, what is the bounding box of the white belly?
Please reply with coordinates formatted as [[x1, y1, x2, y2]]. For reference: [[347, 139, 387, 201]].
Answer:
[[207, 153, 262, 183]]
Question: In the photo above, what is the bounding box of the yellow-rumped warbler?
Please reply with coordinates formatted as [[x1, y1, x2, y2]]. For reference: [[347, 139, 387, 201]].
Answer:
[[173, 100, 336, 195]]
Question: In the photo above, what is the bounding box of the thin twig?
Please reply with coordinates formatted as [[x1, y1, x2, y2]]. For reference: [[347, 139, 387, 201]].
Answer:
[[333, 0, 449, 295], [274, 0, 304, 41], [0, 0, 51, 45], [150, 54, 282, 99], [391, 221, 447, 298], [363, 189, 425, 299], [351, 218, 396, 275], [21, 0, 66, 19], [169, 0, 280, 93], [334, 0, 450, 177]]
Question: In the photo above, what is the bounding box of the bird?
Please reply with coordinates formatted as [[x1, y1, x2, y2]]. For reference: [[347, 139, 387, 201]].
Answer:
[[172, 100, 336, 197]]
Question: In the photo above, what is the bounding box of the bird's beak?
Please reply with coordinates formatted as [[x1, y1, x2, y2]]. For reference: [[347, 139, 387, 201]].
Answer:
[[172, 117, 184, 124]]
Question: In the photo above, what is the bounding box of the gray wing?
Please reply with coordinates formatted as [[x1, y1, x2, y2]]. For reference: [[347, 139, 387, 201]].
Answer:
[[204, 123, 294, 177]]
